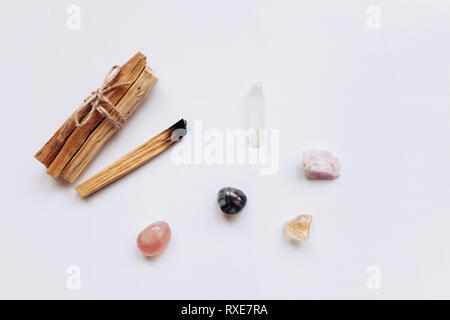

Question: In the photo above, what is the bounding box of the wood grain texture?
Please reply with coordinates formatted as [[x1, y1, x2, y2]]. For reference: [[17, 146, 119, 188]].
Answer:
[[34, 52, 146, 168], [60, 66, 158, 182], [34, 104, 92, 168], [75, 119, 187, 198], [46, 53, 147, 178]]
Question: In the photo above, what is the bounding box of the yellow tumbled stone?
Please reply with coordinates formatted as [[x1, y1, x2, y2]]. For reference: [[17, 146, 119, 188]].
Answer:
[[284, 215, 312, 241]]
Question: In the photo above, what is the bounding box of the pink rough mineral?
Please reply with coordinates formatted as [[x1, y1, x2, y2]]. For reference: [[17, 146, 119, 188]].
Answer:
[[137, 221, 171, 257], [302, 149, 340, 180]]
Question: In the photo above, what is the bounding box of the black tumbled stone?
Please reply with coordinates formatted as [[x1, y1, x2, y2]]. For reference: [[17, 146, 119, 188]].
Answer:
[[217, 187, 247, 215]]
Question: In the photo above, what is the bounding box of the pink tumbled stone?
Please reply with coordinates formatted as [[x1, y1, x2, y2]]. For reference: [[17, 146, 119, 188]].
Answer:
[[137, 221, 171, 257], [302, 149, 341, 180]]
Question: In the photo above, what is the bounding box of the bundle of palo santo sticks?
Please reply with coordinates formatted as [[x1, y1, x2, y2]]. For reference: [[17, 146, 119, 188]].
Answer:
[[34, 52, 158, 182]]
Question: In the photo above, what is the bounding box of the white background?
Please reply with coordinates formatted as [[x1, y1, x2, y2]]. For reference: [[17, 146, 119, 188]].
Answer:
[[0, 0, 449, 299]]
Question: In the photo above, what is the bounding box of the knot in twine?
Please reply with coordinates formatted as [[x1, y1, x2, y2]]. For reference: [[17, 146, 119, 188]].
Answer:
[[59, 65, 130, 141]]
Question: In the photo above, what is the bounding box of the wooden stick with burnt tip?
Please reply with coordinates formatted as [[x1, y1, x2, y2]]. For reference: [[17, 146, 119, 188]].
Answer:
[[75, 119, 187, 198]]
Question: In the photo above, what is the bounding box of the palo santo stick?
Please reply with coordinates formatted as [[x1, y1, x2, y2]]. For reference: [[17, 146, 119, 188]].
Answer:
[[75, 119, 187, 198], [34, 103, 92, 168], [46, 53, 147, 178], [60, 66, 158, 182], [35, 52, 146, 168]]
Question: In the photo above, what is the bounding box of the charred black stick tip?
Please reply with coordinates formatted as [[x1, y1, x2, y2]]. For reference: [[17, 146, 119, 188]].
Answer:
[[170, 119, 187, 141]]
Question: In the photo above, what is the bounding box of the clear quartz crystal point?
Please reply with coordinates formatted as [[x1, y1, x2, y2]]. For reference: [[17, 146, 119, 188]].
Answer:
[[247, 81, 266, 148]]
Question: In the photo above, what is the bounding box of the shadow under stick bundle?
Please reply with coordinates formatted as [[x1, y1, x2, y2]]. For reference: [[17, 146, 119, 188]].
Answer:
[[34, 52, 158, 182]]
